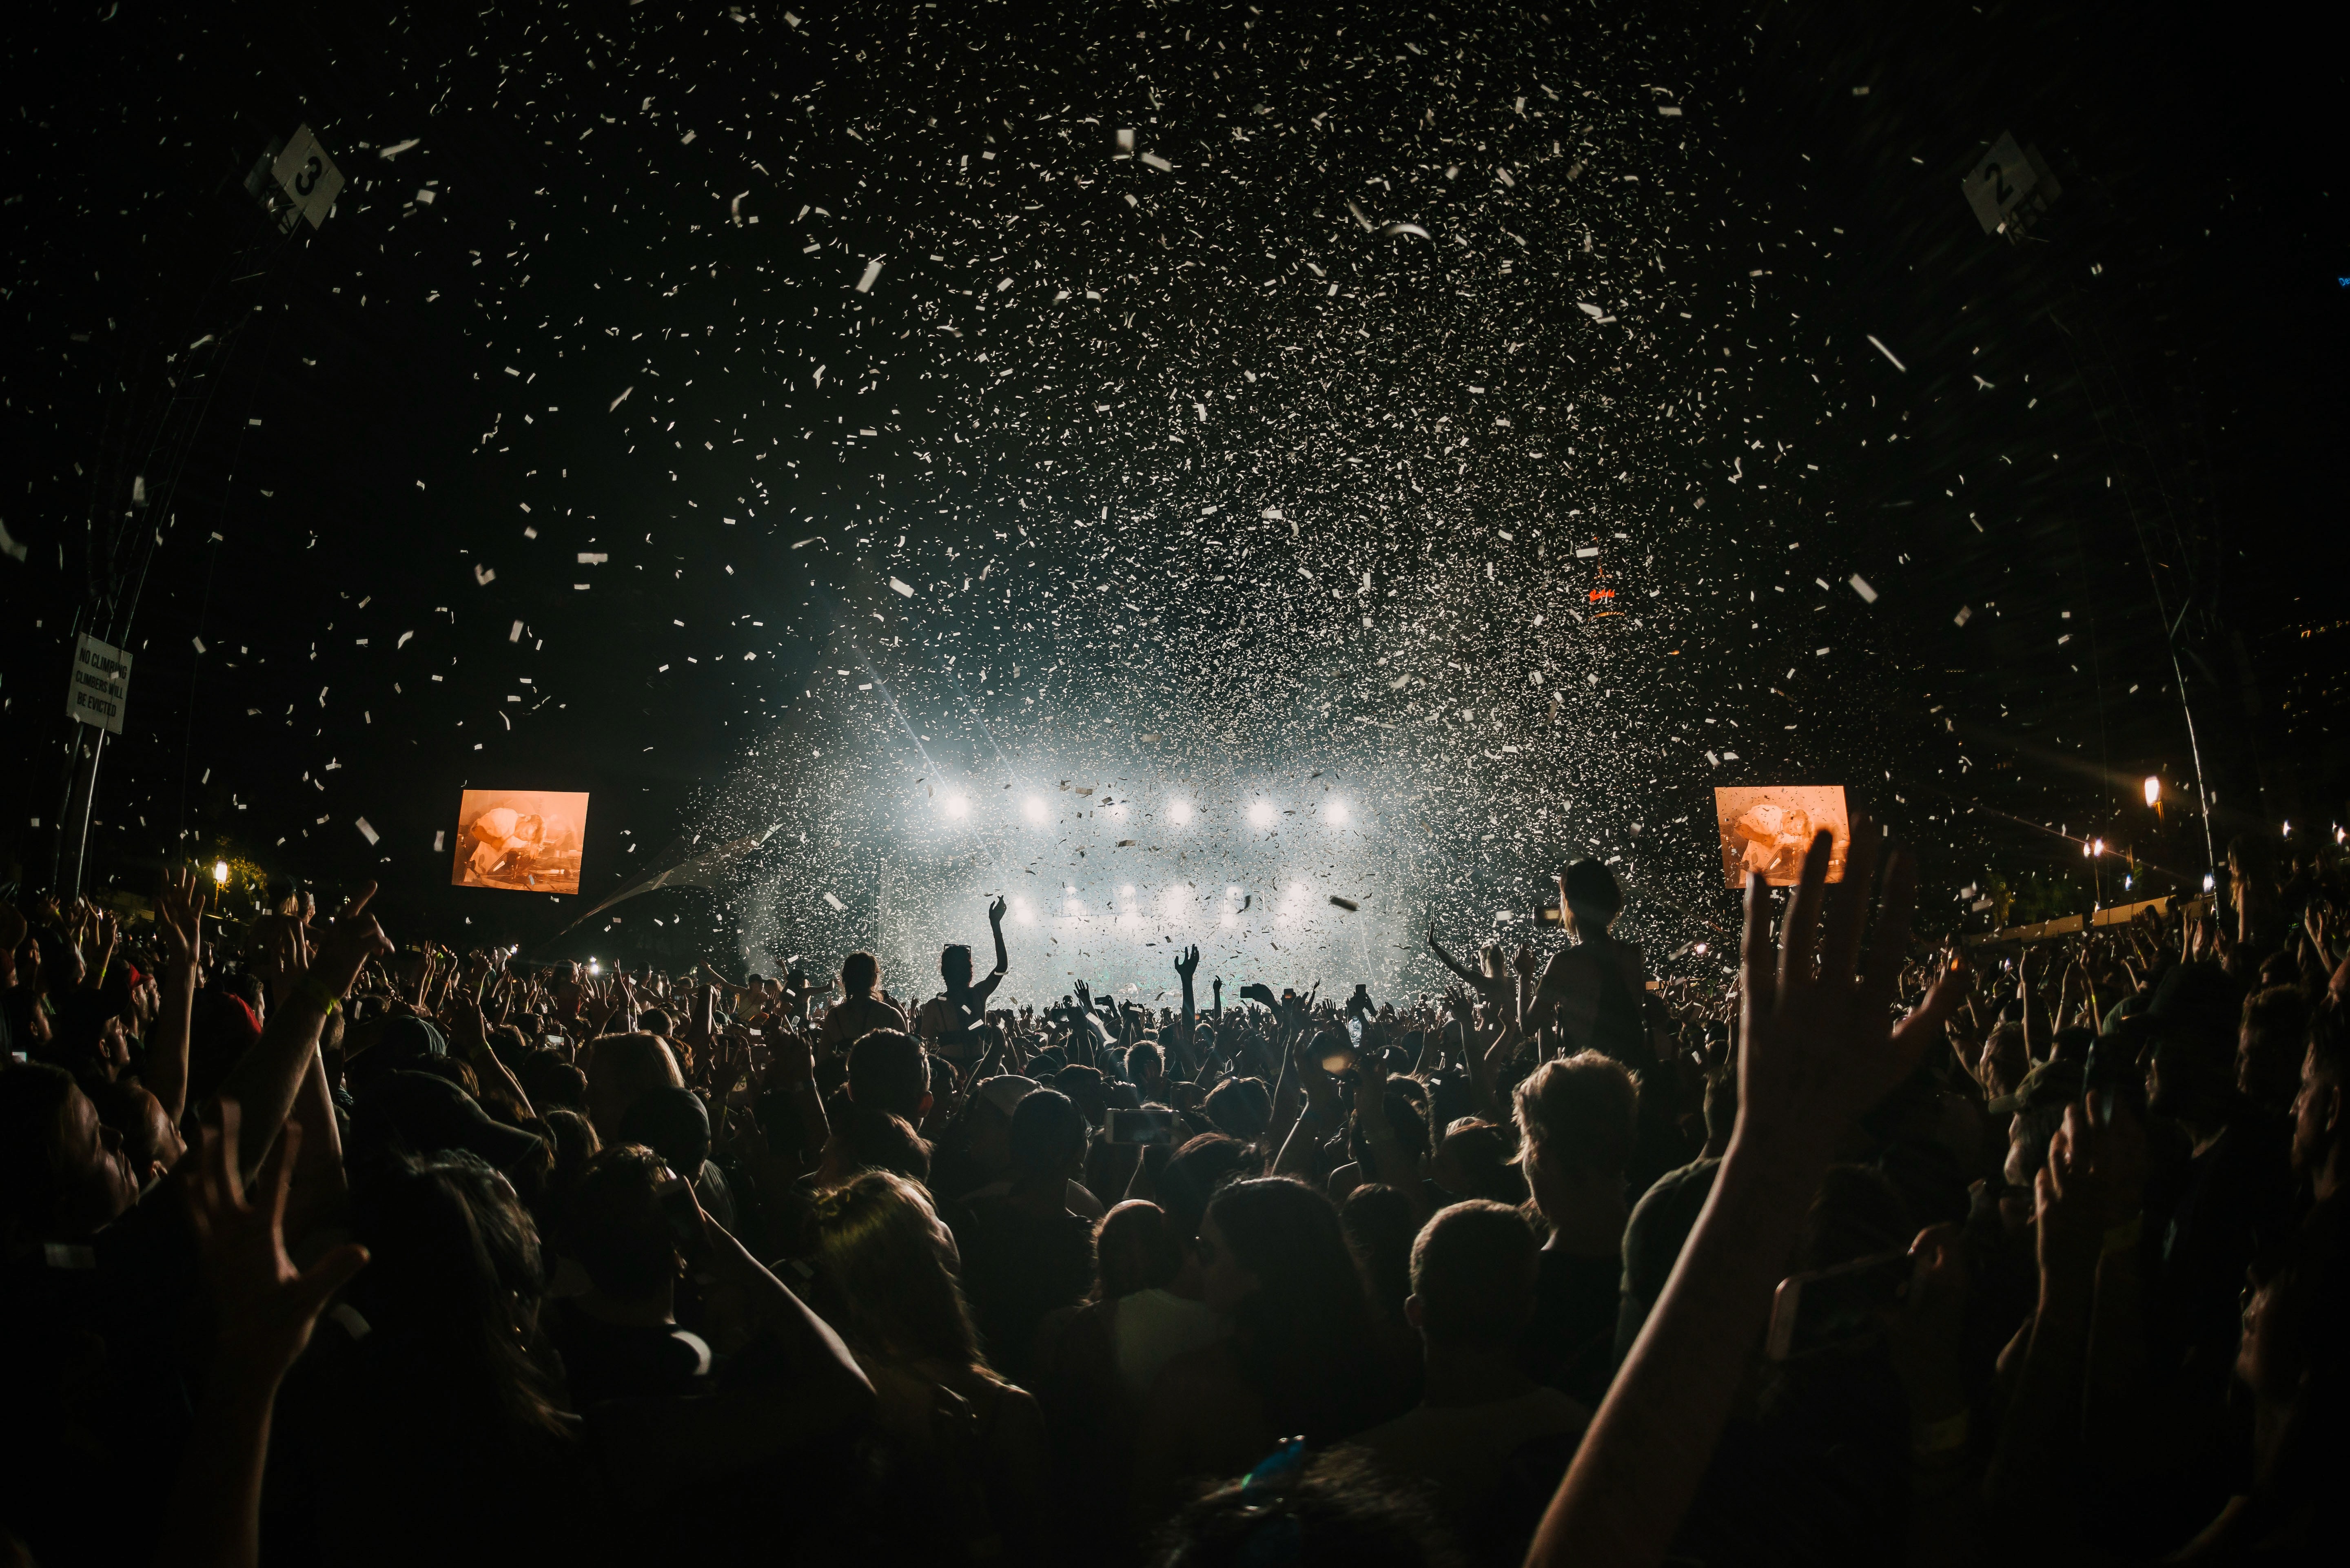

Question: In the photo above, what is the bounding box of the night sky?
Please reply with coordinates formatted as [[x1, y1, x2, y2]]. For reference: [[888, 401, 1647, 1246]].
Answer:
[[4, 0, 2343, 990]]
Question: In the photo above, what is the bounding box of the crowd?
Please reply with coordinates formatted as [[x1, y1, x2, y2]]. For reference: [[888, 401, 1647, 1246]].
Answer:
[[2, 823, 2344, 1567]]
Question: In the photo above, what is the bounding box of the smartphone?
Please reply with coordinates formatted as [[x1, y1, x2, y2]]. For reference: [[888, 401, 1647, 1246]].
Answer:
[[655, 1178, 709, 1256], [1766, 1248, 1913, 1360], [1107, 1108, 1174, 1145], [1535, 878, 1565, 927], [1318, 1033, 1358, 1076]]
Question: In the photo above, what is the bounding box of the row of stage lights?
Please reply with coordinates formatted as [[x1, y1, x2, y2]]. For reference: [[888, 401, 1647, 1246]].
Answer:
[[994, 879, 1339, 928], [932, 792, 1353, 828]]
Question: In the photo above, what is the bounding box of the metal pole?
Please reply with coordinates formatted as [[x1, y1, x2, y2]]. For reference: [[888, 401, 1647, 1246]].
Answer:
[[62, 727, 107, 901]]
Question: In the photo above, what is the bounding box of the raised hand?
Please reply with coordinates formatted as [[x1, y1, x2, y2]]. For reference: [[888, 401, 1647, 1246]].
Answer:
[[987, 895, 1009, 927], [157, 869, 208, 971], [309, 885, 394, 1001], [189, 1100, 370, 1382], [1736, 822, 1965, 1165], [1174, 944, 1200, 981]]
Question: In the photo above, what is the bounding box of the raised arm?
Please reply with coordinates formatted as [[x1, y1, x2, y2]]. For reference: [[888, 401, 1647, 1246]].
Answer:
[[215, 885, 392, 1175], [149, 870, 208, 1128], [1525, 824, 1963, 1568]]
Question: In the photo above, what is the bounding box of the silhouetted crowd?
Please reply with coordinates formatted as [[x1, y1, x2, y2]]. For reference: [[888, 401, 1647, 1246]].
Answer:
[[3, 826, 2344, 1566]]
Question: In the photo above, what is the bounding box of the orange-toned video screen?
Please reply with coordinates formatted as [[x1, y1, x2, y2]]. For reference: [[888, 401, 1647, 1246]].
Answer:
[[451, 789, 589, 895], [1715, 786, 1850, 888]]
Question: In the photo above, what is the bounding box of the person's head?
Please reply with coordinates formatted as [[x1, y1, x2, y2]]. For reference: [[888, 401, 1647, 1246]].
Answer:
[[2227, 833, 2278, 903], [1990, 1059, 2086, 1188], [1198, 1178, 1377, 1439], [1052, 1063, 1108, 1128], [513, 1051, 588, 1114], [808, 1170, 984, 1373], [847, 1030, 931, 1122], [1408, 1199, 1541, 1349], [1151, 1445, 1460, 1568], [583, 1032, 684, 1142], [1156, 1133, 1253, 1243], [1009, 1087, 1089, 1184], [2234, 1199, 2350, 1521], [2240, 986, 2312, 1115], [941, 942, 974, 991], [633, 1008, 673, 1038], [1129, 1041, 1164, 1084], [822, 1106, 933, 1187], [1096, 1200, 1184, 1300], [1512, 1052, 1638, 1215], [1202, 1075, 1271, 1143], [842, 951, 880, 999], [2293, 1009, 2348, 1194], [565, 1144, 678, 1306], [1430, 1119, 1528, 1205], [0, 1063, 136, 1245], [82, 1076, 186, 1192], [615, 1085, 712, 1177], [345, 1151, 567, 1441], [1978, 1021, 2029, 1099], [1561, 858, 1623, 937], [960, 1076, 1038, 1178]]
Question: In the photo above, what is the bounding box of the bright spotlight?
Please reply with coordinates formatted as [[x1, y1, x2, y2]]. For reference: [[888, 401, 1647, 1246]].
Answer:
[[1326, 800, 1350, 825], [1011, 897, 1034, 926], [1170, 800, 1193, 825], [1248, 800, 1277, 827], [2142, 775, 2160, 807], [944, 793, 969, 819], [1120, 884, 1137, 899], [1024, 795, 1048, 822], [212, 859, 229, 885]]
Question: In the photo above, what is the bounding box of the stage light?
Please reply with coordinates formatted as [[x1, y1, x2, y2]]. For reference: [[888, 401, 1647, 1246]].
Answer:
[[1170, 800, 1192, 825], [212, 859, 229, 885], [588, 959, 602, 975], [1327, 800, 1350, 825], [1011, 897, 1033, 926], [1024, 795, 1048, 822], [2203, 873, 2216, 891], [2092, 838, 2104, 856], [1248, 800, 1276, 827], [944, 792, 969, 819], [2142, 776, 2160, 807], [1120, 884, 1136, 900]]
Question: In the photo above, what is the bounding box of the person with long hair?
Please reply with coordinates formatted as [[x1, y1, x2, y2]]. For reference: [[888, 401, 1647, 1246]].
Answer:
[[806, 1170, 1050, 1560], [1133, 1176, 1399, 1520]]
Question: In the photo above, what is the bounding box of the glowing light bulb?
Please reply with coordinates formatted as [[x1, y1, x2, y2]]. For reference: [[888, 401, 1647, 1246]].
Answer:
[[944, 793, 969, 819], [1248, 800, 1276, 827], [1327, 800, 1350, 825], [1024, 795, 1048, 822], [212, 860, 229, 885], [1170, 800, 1192, 825], [2142, 775, 2160, 807]]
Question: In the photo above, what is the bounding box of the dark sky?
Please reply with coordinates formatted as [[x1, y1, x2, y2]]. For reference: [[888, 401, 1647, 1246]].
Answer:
[[4, 0, 2342, 966]]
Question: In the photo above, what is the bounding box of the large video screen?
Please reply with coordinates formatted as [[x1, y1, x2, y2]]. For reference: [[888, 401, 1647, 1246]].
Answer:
[[450, 789, 590, 895], [1714, 785, 1850, 888]]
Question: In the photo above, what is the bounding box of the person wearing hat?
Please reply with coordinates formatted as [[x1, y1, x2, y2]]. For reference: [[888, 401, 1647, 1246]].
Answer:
[[348, 1070, 544, 1173], [1991, 1058, 2086, 1193]]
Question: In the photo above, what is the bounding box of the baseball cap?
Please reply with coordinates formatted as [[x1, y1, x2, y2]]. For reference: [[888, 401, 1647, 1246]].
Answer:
[[350, 1070, 544, 1171], [975, 1074, 1040, 1119], [1988, 1058, 2086, 1117]]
